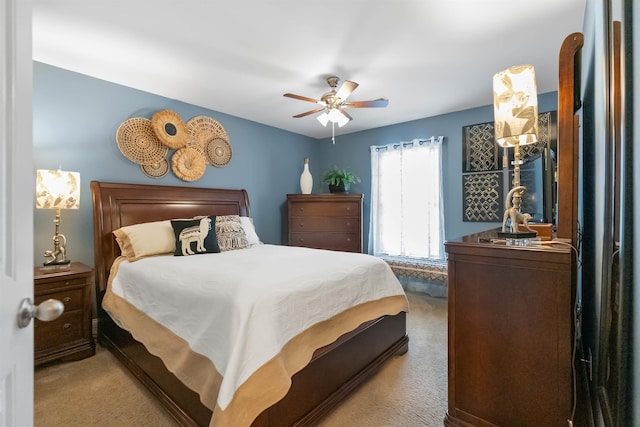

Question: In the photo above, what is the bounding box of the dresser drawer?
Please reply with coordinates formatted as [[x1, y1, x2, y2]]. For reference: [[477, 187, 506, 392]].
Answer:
[[290, 232, 360, 252], [34, 311, 85, 352], [290, 201, 360, 217], [290, 216, 360, 233], [35, 288, 85, 312]]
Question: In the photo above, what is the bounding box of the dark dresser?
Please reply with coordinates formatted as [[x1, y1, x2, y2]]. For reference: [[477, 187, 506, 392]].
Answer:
[[444, 230, 574, 426], [287, 193, 362, 253]]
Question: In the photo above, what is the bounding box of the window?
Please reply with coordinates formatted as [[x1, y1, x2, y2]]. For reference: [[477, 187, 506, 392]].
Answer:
[[369, 137, 445, 260]]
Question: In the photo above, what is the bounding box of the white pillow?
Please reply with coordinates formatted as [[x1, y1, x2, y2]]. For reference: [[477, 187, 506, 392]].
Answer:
[[240, 216, 262, 246], [113, 220, 176, 261]]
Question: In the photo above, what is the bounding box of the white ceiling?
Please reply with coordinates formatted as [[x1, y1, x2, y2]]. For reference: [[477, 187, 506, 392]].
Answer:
[[32, 0, 586, 140]]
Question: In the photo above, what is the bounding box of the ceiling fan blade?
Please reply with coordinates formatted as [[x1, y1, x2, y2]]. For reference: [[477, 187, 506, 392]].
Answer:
[[335, 80, 359, 101], [338, 106, 353, 121], [283, 93, 322, 104], [293, 107, 325, 118], [344, 98, 389, 108]]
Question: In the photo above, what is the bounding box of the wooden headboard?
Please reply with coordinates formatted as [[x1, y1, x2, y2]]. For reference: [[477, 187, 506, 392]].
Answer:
[[90, 181, 250, 295]]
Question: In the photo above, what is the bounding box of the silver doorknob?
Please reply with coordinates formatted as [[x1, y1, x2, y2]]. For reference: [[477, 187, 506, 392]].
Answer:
[[17, 298, 64, 328]]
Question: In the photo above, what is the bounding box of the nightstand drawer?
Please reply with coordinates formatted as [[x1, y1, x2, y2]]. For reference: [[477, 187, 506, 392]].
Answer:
[[34, 311, 85, 352], [35, 288, 84, 312]]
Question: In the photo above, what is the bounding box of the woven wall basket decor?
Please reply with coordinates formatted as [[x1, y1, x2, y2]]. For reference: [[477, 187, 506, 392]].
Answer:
[[171, 147, 206, 182], [186, 115, 231, 166], [140, 159, 170, 178], [206, 137, 232, 167], [151, 109, 188, 149], [116, 118, 169, 165]]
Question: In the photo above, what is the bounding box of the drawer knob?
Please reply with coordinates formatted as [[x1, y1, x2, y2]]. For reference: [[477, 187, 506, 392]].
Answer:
[[64, 281, 70, 286], [299, 207, 304, 212], [63, 323, 72, 330], [63, 297, 72, 304], [346, 237, 351, 242], [346, 222, 351, 227]]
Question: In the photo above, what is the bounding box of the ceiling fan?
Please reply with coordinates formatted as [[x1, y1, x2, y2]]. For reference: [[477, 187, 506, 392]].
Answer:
[[283, 76, 389, 128]]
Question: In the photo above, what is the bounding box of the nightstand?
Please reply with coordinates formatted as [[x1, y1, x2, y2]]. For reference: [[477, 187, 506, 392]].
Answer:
[[34, 262, 95, 366]]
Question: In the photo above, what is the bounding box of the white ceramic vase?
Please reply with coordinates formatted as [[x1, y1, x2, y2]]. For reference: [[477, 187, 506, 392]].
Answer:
[[300, 157, 313, 194]]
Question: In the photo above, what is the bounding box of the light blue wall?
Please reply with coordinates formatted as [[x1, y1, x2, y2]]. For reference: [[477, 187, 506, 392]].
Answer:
[[33, 62, 319, 267], [33, 61, 558, 267]]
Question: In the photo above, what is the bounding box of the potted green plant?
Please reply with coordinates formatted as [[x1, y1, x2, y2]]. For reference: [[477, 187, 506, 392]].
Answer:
[[321, 166, 361, 193]]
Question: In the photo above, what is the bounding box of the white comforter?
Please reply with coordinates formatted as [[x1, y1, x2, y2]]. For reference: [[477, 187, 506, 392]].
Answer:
[[107, 244, 407, 411]]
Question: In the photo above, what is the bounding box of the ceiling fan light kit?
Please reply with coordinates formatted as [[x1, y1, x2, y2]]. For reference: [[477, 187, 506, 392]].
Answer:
[[317, 108, 349, 128], [284, 75, 388, 142]]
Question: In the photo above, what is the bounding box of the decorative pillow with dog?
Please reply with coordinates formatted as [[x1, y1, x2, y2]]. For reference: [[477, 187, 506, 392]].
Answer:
[[170, 216, 220, 256]]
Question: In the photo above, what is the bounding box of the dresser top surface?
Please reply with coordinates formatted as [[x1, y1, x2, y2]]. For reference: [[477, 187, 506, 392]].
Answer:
[[287, 193, 363, 201], [445, 228, 573, 257], [34, 262, 93, 280]]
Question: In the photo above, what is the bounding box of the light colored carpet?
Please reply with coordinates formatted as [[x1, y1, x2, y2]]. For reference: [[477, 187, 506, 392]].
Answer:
[[34, 291, 447, 426], [34, 345, 177, 427]]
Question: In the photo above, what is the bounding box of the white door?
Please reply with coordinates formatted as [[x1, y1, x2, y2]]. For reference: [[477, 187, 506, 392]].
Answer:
[[0, 0, 34, 426]]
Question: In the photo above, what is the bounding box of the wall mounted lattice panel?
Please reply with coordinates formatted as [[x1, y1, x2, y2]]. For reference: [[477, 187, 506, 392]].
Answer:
[[461, 111, 557, 222]]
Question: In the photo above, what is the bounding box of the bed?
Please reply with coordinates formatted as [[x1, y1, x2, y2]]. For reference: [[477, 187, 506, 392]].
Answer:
[[91, 181, 409, 427]]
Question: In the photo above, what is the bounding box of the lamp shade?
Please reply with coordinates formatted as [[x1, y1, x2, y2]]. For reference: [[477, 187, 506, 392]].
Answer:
[[493, 64, 539, 147], [327, 108, 349, 127], [335, 111, 350, 128], [317, 112, 330, 127], [35, 169, 81, 210]]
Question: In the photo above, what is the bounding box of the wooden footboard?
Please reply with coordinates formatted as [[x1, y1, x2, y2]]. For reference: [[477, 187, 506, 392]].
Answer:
[[98, 310, 407, 426], [255, 311, 408, 427]]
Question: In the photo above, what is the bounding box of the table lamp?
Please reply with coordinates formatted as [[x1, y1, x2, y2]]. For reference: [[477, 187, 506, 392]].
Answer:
[[493, 64, 539, 238], [35, 169, 80, 265]]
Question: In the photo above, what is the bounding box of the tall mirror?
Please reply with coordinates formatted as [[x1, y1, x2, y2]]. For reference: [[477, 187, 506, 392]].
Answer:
[[596, 1, 632, 424], [516, 111, 558, 225]]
